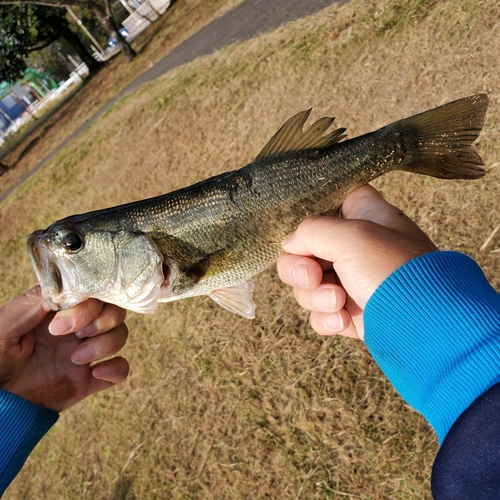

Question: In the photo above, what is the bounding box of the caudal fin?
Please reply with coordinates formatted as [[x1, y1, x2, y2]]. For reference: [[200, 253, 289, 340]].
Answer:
[[397, 94, 488, 179]]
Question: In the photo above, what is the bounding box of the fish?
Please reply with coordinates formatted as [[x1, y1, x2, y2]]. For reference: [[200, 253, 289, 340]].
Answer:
[[27, 94, 488, 318]]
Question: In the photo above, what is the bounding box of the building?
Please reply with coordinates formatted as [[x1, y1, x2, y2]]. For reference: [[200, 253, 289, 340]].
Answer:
[[0, 69, 58, 133]]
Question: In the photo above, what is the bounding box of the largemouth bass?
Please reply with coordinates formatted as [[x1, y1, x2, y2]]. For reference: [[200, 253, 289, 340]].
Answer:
[[27, 94, 488, 318]]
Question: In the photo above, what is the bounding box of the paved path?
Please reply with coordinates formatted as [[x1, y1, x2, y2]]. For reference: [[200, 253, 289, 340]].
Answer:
[[0, 0, 345, 203]]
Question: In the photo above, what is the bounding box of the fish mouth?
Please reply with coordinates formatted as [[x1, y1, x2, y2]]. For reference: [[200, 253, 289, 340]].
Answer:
[[26, 230, 81, 310], [158, 258, 179, 302], [161, 262, 171, 288]]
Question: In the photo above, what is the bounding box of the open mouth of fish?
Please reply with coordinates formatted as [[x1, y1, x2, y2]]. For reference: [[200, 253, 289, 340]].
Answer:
[[27, 230, 81, 310], [27, 230, 173, 314], [161, 262, 172, 289]]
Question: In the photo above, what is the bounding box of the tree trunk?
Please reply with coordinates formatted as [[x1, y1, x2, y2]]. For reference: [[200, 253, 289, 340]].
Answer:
[[60, 24, 101, 72], [92, 5, 136, 62], [0, 162, 10, 175]]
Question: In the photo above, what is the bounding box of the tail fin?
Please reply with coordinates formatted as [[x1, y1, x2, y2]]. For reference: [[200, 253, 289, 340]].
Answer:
[[396, 94, 488, 179]]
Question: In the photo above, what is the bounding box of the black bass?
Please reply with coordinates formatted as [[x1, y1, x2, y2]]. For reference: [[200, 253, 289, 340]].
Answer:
[[27, 94, 488, 318]]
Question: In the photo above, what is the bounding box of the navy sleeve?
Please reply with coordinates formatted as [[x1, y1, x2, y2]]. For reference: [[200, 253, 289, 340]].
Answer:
[[432, 382, 500, 499], [0, 389, 58, 496]]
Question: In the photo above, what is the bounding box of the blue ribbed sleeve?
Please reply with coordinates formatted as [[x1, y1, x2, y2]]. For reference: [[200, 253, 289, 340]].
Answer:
[[0, 389, 58, 496], [364, 251, 500, 443]]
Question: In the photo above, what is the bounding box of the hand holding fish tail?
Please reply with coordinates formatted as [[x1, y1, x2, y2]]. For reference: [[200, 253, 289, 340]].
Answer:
[[277, 185, 437, 340]]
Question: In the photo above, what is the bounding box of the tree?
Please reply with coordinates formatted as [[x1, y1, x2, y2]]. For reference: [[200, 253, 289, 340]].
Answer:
[[0, 0, 136, 62], [28, 40, 75, 83], [0, 4, 100, 82]]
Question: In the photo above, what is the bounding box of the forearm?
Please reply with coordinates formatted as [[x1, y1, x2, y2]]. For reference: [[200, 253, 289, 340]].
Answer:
[[0, 389, 58, 496], [364, 251, 500, 442]]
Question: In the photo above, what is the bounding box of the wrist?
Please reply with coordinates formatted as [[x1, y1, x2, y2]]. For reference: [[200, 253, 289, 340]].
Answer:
[[364, 251, 500, 442], [0, 389, 58, 494]]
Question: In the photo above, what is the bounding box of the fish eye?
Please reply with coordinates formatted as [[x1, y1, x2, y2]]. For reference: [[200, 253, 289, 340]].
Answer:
[[63, 232, 83, 252]]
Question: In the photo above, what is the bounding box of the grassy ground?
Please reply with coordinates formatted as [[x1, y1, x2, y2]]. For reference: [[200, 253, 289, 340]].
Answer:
[[2, 0, 500, 498]]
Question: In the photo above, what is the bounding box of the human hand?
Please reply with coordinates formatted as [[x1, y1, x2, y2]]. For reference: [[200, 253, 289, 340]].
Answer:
[[277, 185, 438, 340], [0, 286, 129, 412]]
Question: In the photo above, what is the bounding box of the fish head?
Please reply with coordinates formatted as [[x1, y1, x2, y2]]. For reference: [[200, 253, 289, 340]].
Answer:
[[27, 221, 165, 314]]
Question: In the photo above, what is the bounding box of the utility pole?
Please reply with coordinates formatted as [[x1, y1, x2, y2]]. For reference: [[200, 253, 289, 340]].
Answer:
[[66, 7, 106, 59]]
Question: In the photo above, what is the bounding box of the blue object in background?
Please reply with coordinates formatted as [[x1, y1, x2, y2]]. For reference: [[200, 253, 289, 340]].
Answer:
[[108, 27, 130, 47]]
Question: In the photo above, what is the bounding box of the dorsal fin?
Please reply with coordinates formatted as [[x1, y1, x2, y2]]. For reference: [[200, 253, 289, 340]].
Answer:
[[254, 109, 347, 161]]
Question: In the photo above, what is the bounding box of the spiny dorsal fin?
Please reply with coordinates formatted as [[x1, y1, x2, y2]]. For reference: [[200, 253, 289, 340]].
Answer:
[[254, 109, 347, 161]]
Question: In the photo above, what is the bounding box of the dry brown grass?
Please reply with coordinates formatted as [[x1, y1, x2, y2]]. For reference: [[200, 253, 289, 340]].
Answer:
[[2, 0, 500, 498]]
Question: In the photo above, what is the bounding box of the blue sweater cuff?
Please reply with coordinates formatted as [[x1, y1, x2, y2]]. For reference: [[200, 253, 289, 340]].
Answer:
[[0, 389, 58, 496], [364, 251, 500, 443]]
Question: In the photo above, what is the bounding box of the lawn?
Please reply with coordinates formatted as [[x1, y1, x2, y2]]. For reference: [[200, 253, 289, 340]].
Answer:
[[1, 0, 499, 498]]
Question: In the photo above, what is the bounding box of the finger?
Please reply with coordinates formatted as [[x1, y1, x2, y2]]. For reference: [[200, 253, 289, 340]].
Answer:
[[283, 213, 436, 271], [0, 286, 50, 339], [71, 323, 128, 365], [84, 357, 130, 396], [342, 185, 432, 238], [341, 185, 388, 220], [277, 252, 325, 289], [293, 283, 347, 313], [92, 356, 130, 384], [309, 309, 359, 338], [75, 303, 127, 338], [345, 186, 410, 230], [49, 299, 105, 336], [281, 216, 349, 262]]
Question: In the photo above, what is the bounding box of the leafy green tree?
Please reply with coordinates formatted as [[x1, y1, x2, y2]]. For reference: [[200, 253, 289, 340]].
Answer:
[[27, 40, 73, 83], [0, 0, 136, 66], [0, 4, 101, 82]]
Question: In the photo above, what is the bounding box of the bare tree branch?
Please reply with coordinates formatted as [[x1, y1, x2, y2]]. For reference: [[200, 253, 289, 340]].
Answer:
[[0, 0, 93, 8]]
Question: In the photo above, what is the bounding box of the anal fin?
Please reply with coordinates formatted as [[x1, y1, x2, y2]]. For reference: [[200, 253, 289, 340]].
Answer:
[[208, 280, 255, 319]]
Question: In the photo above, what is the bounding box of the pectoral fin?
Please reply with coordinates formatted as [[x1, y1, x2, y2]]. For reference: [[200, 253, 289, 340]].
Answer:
[[208, 280, 255, 319]]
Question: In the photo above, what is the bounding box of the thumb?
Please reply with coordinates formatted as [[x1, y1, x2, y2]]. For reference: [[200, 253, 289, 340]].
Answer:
[[281, 215, 352, 262], [281, 185, 402, 259], [342, 185, 432, 238], [0, 287, 50, 340]]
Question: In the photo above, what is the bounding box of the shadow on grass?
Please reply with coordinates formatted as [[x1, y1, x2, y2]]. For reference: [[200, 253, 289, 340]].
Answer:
[[0, 136, 42, 176], [112, 474, 137, 500], [0, 136, 42, 175]]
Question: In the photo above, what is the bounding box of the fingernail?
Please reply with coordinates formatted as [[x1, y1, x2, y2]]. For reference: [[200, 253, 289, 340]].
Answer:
[[315, 287, 336, 310], [92, 364, 111, 380], [49, 317, 74, 336], [76, 324, 98, 338], [325, 313, 345, 333], [71, 346, 95, 365], [291, 265, 309, 287]]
